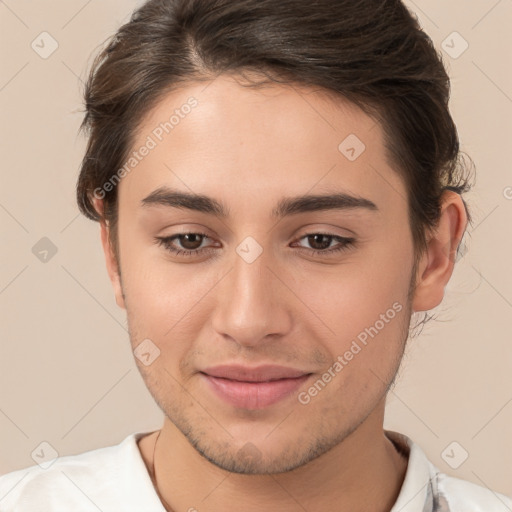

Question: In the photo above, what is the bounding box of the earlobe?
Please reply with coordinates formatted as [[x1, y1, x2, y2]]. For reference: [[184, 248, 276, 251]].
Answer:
[[412, 190, 468, 313], [94, 197, 126, 310]]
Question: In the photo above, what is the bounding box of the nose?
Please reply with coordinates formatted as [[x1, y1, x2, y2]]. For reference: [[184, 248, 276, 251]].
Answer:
[[210, 246, 293, 348]]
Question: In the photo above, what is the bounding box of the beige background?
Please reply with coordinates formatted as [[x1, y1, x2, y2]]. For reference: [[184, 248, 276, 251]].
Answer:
[[1, 0, 511, 499]]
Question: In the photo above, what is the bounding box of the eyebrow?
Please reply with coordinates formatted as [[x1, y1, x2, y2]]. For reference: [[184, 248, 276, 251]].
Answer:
[[141, 186, 378, 219]]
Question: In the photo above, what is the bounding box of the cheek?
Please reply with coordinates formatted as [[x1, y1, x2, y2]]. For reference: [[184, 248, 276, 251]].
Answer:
[[120, 226, 173, 293], [295, 247, 412, 342], [290, 245, 412, 405], [296, 271, 410, 415], [119, 233, 217, 353]]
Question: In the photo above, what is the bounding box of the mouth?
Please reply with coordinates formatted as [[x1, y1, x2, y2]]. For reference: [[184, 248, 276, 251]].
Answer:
[[199, 364, 313, 410]]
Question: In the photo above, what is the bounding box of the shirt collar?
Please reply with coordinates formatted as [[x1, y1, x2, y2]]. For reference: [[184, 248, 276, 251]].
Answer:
[[385, 430, 438, 512]]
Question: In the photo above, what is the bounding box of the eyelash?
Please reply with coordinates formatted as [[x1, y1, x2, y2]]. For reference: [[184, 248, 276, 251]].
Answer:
[[155, 232, 355, 258]]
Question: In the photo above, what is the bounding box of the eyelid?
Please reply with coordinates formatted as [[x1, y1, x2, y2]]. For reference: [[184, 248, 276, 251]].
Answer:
[[293, 223, 357, 239]]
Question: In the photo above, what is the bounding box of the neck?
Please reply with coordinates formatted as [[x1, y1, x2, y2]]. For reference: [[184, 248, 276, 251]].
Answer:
[[139, 403, 408, 512]]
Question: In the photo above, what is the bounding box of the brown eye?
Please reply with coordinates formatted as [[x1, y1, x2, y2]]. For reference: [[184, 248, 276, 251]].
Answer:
[[306, 234, 335, 251], [293, 233, 355, 256], [155, 232, 213, 257], [175, 233, 205, 250]]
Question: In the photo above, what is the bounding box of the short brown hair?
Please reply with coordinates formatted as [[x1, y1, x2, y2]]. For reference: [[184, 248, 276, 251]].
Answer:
[[77, 0, 473, 264]]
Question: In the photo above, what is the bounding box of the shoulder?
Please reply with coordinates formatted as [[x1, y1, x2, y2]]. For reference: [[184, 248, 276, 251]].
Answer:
[[385, 430, 512, 512], [432, 470, 512, 511], [0, 433, 143, 511]]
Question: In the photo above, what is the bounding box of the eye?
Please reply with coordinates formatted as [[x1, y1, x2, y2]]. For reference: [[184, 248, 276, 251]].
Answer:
[[155, 232, 215, 257], [292, 233, 355, 256], [155, 232, 355, 259]]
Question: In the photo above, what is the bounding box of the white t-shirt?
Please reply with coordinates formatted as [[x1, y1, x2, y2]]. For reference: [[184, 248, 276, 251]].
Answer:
[[0, 430, 510, 511]]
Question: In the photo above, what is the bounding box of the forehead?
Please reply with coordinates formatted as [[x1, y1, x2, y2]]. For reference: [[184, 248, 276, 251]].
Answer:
[[119, 74, 406, 218]]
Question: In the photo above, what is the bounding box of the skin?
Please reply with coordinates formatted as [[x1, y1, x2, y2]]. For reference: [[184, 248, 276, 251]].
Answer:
[[95, 74, 467, 512]]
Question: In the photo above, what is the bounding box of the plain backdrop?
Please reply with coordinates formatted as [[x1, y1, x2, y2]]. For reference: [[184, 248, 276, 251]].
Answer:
[[1, 0, 511, 498]]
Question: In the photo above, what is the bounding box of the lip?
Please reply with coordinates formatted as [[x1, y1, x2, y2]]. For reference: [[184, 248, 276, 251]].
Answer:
[[201, 364, 310, 382], [200, 364, 312, 409]]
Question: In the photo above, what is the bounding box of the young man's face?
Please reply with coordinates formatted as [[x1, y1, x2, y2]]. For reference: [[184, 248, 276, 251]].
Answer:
[[103, 74, 421, 474]]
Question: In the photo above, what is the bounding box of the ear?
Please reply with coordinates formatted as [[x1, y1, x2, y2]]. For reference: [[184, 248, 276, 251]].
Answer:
[[412, 190, 468, 312], [93, 197, 126, 310]]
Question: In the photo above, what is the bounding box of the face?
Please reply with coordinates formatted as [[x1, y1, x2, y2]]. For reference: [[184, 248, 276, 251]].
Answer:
[[106, 74, 418, 474]]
